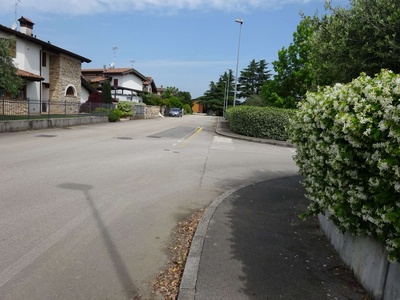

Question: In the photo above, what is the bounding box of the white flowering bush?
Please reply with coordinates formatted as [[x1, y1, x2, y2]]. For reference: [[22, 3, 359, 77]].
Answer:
[[288, 70, 400, 262]]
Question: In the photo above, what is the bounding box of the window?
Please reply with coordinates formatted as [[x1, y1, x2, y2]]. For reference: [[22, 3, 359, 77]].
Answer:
[[66, 86, 75, 96], [42, 52, 47, 67]]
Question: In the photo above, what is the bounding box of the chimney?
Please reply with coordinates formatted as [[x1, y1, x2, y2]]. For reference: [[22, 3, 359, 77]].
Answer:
[[18, 16, 34, 36]]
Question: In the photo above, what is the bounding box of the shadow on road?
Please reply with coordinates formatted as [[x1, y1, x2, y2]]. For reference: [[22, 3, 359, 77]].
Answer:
[[58, 183, 137, 298]]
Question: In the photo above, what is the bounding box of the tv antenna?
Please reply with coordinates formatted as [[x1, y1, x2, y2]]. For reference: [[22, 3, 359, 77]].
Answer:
[[12, 0, 21, 29], [111, 46, 118, 68], [130, 60, 135, 68]]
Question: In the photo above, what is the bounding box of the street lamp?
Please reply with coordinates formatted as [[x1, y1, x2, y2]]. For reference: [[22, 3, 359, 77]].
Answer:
[[233, 18, 243, 107], [224, 69, 230, 118]]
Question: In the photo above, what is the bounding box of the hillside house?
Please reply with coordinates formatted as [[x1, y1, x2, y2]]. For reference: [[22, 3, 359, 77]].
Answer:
[[0, 17, 91, 114]]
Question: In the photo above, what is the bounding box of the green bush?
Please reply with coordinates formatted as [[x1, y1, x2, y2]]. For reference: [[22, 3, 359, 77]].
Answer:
[[108, 108, 123, 122], [93, 107, 109, 115], [288, 70, 400, 262], [226, 106, 296, 141], [117, 101, 134, 118], [182, 104, 192, 114]]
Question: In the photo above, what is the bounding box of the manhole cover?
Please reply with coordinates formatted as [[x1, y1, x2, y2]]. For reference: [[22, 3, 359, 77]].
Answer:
[[116, 137, 133, 140], [35, 135, 57, 138]]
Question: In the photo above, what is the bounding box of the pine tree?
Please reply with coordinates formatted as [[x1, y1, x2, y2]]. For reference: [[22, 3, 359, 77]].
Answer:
[[238, 59, 270, 100]]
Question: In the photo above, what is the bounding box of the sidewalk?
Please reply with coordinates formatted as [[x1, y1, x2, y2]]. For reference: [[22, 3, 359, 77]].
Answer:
[[178, 119, 369, 300]]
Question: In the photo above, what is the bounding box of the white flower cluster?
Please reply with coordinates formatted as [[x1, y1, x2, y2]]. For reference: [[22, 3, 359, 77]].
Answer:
[[288, 70, 400, 262]]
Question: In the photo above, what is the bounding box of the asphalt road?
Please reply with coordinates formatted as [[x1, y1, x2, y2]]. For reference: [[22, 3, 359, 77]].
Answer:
[[0, 114, 298, 299]]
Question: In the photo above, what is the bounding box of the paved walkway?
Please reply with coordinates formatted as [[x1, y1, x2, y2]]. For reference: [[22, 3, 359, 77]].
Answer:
[[178, 119, 369, 300]]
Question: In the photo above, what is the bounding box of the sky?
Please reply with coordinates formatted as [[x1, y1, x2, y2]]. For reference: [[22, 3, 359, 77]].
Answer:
[[0, 0, 348, 99]]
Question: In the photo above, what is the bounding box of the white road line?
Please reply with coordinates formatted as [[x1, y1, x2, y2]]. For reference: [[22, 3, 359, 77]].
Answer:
[[211, 136, 234, 150]]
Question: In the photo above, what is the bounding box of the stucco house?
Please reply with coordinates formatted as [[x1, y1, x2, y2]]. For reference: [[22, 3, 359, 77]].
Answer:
[[0, 17, 91, 114], [82, 67, 157, 103]]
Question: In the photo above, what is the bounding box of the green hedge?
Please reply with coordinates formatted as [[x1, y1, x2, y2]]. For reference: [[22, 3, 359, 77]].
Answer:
[[288, 70, 400, 262], [226, 106, 296, 141]]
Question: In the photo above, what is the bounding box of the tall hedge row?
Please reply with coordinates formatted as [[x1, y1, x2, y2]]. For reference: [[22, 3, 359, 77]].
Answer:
[[288, 70, 400, 262], [226, 106, 296, 141]]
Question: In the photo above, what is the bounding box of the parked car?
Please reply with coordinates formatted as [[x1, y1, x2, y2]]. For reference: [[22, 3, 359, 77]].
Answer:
[[169, 107, 183, 117]]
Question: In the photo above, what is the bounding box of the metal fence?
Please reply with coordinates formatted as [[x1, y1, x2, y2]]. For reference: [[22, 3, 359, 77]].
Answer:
[[0, 98, 114, 120]]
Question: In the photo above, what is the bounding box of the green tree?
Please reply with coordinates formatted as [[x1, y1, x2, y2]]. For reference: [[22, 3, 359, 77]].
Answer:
[[160, 86, 192, 108], [0, 37, 24, 96], [238, 59, 270, 99], [309, 0, 400, 86], [166, 96, 183, 108], [141, 92, 166, 106], [261, 17, 315, 108], [202, 70, 234, 115], [161, 86, 179, 99], [102, 81, 112, 104], [244, 94, 265, 107], [176, 91, 192, 107]]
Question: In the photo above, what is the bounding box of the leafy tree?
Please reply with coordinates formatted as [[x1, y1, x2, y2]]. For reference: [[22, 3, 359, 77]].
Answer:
[[309, 0, 400, 86], [176, 91, 192, 107], [0, 37, 24, 96], [238, 59, 270, 99], [261, 17, 315, 108], [166, 96, 183, 108], [102, 81, 112, 104], [160, 86, 192, 108], [141, 92, 166, 106], [244, 94, 265, 107], [161, 86, 179, 99]]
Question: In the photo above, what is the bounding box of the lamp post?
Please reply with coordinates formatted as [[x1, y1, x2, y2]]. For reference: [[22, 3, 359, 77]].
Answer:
[[233, 18, 243, 107], [224, 70, 230, 117]]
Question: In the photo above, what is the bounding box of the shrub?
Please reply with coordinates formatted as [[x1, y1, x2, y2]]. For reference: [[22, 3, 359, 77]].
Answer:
[[226, 106, 296, 141], [108, 108, 123, 122], [182, 104, 192, 114], [288, 70, 400, 262], [93, 107, 109, 115], [88, 91, 103, 103], [117, 101, 134, 118]]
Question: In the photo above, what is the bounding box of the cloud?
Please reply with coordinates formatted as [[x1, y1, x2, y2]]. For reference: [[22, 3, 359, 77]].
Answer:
[[0, 0, 315, 16]]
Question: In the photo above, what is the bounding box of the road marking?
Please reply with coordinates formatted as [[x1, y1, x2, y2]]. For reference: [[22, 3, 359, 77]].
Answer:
[[176, 127, 203, 148], [211, 136, 234, 150]]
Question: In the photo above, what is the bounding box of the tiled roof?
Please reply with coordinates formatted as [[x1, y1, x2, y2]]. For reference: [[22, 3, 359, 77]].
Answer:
[[17, 69, 44, 81], [19, 16, 34, 25], [104, 68, 132, 74], [90, 76, 109, 83], [0, 24, 91, 63], [82, 67, 148, 81]]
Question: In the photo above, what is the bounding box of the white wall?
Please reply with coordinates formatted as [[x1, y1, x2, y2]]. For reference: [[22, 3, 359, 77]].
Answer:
[[114, 74, 143, 91]]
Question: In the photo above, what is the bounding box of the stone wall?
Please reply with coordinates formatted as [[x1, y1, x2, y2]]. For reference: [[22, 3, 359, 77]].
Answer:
[[131, 105, 161, 119], [1, 99, 28, 115], [49, 54, 81, 114], [144, 105, 161, 119]]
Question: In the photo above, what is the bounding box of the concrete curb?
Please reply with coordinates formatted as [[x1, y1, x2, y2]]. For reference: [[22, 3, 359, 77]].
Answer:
[[177, 184, 249, 300]]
